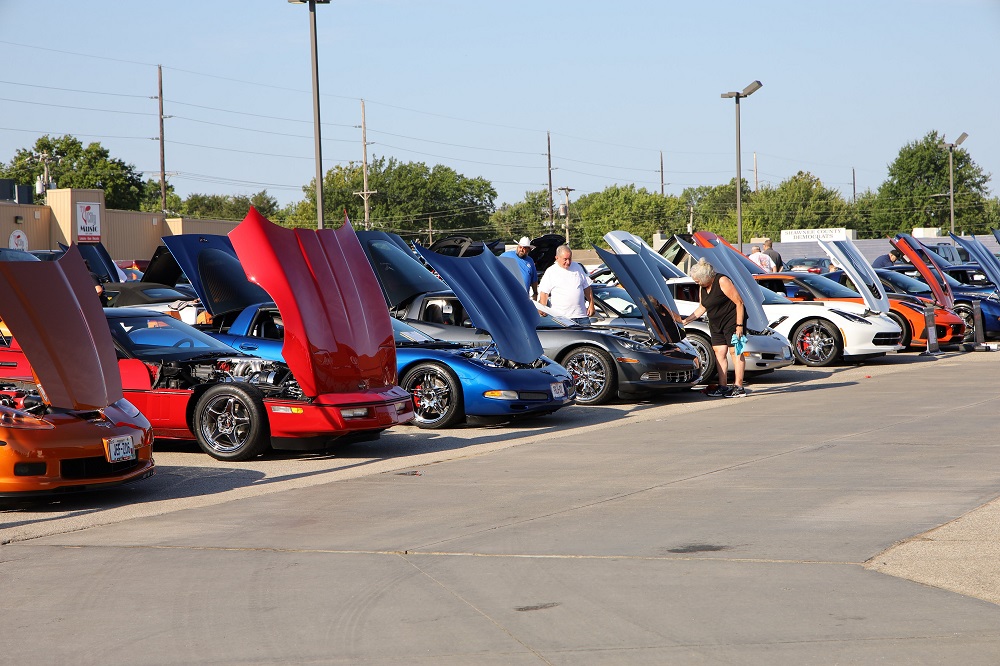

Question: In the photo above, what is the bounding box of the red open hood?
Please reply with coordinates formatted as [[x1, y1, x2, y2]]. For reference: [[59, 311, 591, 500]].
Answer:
[[0, 246, 122, 409], [890, 234, 955, 309], [229, 209, 397, 397]]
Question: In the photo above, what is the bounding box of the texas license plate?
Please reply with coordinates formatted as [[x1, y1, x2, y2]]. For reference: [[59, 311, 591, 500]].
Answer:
[[104, 435, 136, 463], [551, 382, 566, 398]]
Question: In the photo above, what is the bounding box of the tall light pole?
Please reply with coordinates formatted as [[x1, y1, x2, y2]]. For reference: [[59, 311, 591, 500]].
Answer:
[[721, 80, 762, 253], [939, 132, 968, 235], [289, 0, 330, 229]]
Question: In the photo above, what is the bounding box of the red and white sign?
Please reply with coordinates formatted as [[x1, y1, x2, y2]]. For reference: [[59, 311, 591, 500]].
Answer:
[[8, 230, 28, 251], [76, 202, 102, 242]]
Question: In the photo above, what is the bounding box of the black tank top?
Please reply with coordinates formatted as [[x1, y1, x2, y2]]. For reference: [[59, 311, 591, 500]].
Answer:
[[700, 274, 737, 335]]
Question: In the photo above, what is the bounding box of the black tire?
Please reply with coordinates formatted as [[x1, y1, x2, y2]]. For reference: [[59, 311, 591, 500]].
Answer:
[[791, 318, 842, 367], [954, 304, 975, 342], [561, 345, 617, 405], [887, 310, 912, 350], [686, 331, 716, 382], [400, 363, 464, 429], [193, 383, 270, 461]]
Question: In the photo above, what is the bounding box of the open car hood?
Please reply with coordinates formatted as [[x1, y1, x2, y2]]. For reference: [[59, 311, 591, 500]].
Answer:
[[691, 231, 765, 275], [356, 231, 447, 309], [890, 234, 954, 309], [950, 234, 1000, 290], [59, 241, 125, 284], [161, 235, 271, 316], [674, 237, 769, 333], [594, 245, 682, 344], [603, 231, 688, 279], [413, 244, 543, 364], [0, 245, 122, 409], [818, 239, 890, 313], [141, 244, 185, 287]]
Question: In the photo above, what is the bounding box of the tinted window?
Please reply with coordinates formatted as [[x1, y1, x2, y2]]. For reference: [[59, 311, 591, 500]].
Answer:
[[109, 314, 236, 361], [594, 287, 642, 318], [795, 274, 863, 298], [878, 270, 933, 296]]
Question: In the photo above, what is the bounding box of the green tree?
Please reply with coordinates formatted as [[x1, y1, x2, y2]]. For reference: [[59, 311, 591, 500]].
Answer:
[[746, 171, 852, 239], [0, 135, 144, 210], [680, 178, 752, 242], [489, 190, 556, 242], [872, 131, 992, 236], [285, 157, 497, 238], [183, 191, 279, 221], [572, 185, 688, 248], [140, 178, 184, 214]]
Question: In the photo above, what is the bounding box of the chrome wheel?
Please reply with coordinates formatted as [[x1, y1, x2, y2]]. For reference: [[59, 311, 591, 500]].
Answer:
[[792, 319, 841, 367], [687, 332, 716, 381], [954, 305, 975, 342], [401, 364, 463, 428], [563, 346, 616, 405], [193, 384, 269, 461]]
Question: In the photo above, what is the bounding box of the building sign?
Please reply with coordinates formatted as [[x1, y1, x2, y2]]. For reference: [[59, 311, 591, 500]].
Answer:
[[8, 230, 27, 251], [780, 228, 852, 243], [76, 202, 102, 242]]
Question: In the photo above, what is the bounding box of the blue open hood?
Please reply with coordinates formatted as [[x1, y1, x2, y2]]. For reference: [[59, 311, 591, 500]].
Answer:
[[413, 244, 543, 365], [950, 233, 1000, 291], [161, 234, 270, 316], [594, 245, 683, 344], [674, 237, 769, 333]]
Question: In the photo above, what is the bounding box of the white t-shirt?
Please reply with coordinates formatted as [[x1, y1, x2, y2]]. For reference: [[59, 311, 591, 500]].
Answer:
[[539, 262, 593, 318], [748, 251, 776, 272]]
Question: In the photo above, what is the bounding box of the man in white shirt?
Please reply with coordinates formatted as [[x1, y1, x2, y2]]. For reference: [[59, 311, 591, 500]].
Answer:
[[748, 245, 777, 272], [538, 244, 594, 324]]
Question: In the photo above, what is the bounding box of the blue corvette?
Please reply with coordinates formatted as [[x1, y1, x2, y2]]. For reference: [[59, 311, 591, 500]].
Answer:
[[161, 235, 575, 429]]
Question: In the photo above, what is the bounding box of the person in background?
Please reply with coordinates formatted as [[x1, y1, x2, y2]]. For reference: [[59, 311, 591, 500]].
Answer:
[[872, 248, 901, 268], [500, 236, 539, 299], [748, 244, 777, 272], [673, 258, 747, 398], [762, 239, 783, 271], [538, 244, 594, 325]]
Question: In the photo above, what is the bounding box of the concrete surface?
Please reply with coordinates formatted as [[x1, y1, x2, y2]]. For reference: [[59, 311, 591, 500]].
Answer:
[[2, 349, 1000, 664]]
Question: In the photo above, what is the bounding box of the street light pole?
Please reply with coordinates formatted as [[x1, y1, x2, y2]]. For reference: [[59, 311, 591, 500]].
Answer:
[[289, 0, 330, 229], [939, 132, 968, 235], [721, 80, 762, 253]]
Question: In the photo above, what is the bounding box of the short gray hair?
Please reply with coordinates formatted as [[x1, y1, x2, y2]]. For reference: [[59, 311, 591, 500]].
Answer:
[[751, 245, 761, 253], [555, 244, 572, 258], [688, 257, 716, 284]]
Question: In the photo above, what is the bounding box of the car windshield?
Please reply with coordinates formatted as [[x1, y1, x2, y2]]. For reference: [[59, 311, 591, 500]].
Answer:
[[786, 257, 827, 269], [109, 314, 238, 361], [878, 269, 933, 296], [391, 317, 436, 344], [795, 273, 863, 298], [594, 286, 643, 318], [759, 286, 793, 305]]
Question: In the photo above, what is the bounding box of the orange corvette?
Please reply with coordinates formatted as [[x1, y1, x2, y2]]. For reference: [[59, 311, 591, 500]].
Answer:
[[753, 272, 964, 350], [0, 247, 154, 496]]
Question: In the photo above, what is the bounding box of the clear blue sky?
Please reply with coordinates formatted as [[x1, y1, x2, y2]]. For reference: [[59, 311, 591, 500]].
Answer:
[[2, 0, 998, 217]]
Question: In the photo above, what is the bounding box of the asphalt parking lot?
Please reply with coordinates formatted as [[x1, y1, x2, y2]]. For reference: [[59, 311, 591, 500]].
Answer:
[[4, 349, 1000, 664]]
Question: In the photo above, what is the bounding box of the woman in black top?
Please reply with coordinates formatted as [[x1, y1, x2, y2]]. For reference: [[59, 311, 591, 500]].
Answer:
[[675, 258, 747, 398]]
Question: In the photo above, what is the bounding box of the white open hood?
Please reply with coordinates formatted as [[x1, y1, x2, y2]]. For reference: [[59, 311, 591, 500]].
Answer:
[[817, 239, 890, 314]]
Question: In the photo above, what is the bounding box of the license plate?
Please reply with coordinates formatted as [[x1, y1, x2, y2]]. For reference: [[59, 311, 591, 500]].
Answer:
[[551, 382, 566, 398], [104, 435, 136, 463]]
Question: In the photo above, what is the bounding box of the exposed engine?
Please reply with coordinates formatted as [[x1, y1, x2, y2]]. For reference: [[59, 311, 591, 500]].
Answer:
[[0, 383, 46, 415], [153, 356, 304, 400], [458, 343, 547, 370]]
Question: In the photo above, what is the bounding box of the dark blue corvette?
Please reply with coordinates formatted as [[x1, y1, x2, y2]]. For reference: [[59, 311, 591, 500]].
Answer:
[[161, 235, 575, 429]]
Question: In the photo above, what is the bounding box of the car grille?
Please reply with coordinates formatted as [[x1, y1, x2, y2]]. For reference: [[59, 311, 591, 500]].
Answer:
[[61, 456, 142, 480], [873, 332, 902, 346], [951, 324, 965, 336], [653, 369, 697, 383], [519, 392, 549, 401]]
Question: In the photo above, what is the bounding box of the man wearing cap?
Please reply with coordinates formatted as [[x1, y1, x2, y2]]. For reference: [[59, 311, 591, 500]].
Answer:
[[500, 236, 539, 299], [872, 248, 902, 269]]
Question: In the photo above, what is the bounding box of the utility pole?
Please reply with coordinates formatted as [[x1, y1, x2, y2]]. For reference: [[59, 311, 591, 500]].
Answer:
[[852, 167, 856, 203], [753, 152, 758, 192], [427, 217, 433, 245], [354, 99, 377, 230], [688, 204, 694, 234], [557, 186, 575, 247], [547, 132, 554, 225], [660, 150, 665, 196], [157, 65, 168, 213]]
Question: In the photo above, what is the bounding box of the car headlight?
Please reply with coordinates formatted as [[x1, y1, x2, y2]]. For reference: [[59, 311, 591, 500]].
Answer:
[[828, 309, 872, 324], [617, 339, 648, 352], [113, 398, 142, 419]]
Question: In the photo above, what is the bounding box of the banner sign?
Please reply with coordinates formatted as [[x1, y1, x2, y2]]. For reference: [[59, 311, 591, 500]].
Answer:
[[76, 202, 101, 242], [780, 228, 850, 242]]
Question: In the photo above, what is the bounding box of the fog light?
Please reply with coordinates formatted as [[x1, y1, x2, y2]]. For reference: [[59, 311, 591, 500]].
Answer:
[[271, 405, 304, 414], [340, 407, 370, 418], [394, 400, 412, 413], [483, 390, 518, 400], [640, 372, 661, 381], [14, 462, 46, 476]]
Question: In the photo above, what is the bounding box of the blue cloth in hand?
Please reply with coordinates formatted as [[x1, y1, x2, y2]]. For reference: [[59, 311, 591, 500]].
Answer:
[[731, 333, 748, 355]]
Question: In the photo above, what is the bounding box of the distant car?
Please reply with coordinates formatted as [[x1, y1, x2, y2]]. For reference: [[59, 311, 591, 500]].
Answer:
[[427, 236, 505, 257], [0, 247, 154, 496], [784, 257, 833, 273]]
